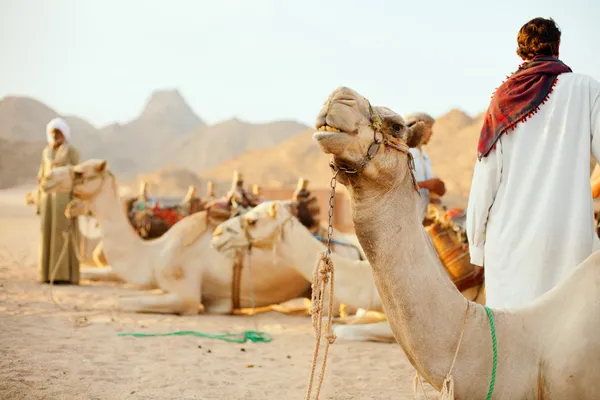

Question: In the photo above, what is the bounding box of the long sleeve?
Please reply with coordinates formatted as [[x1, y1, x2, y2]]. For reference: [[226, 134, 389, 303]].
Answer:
[[466, 139, 503, 266]]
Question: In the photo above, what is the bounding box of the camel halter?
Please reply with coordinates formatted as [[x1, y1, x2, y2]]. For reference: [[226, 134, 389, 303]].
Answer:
[[328, 102, 421, 194], [239, 213, 294, 252], [71, 168, 114, 202]]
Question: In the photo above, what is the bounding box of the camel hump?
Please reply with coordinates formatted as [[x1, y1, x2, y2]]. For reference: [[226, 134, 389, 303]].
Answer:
[[167, 211, 210, 249]]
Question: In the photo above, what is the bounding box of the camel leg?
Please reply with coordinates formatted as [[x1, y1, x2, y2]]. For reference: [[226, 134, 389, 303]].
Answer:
[[118, 292, 200, 315], [333, 321, 395, 343], [80, 266, 125, 283], [270, 297, 312, 314], [333, 309, 387, 325], [119, 261, 202, 315]]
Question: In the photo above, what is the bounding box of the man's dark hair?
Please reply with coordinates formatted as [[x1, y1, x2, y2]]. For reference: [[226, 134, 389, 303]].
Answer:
[[516, 17, 561, 60]]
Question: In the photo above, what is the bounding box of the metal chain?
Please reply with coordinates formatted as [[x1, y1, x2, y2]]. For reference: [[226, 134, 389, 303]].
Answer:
[[325, 170, 339, 257]]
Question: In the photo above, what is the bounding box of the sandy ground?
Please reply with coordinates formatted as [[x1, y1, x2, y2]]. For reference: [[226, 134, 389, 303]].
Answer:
[[0, 186, 435, 400]]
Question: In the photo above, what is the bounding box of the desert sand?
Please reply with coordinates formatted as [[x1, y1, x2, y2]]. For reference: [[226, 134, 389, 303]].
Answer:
[[0, 186, 435, 400]]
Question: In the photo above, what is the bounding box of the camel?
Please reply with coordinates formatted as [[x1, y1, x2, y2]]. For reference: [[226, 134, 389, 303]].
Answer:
[[39, 162, 362, 315], [88, 181, 213, 268], [312, 86, 600, 398], [40, 160, 311, 315], [211, 200, 485, 343]]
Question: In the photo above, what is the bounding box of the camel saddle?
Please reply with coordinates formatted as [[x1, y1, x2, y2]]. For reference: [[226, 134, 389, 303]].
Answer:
[[425, 218, 484, 292]]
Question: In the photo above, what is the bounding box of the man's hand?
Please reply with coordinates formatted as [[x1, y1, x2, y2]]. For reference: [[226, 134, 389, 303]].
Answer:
[[419, 178, 446, 196]]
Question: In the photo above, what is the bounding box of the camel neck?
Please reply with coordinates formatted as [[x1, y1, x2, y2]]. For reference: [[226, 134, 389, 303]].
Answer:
[[348, 175, 470, 385], [278, 215, 380, 310], [92, 178, 152, 285]]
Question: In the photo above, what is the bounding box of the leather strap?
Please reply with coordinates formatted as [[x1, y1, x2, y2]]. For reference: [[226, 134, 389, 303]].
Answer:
[[231, 248, 245, 312]]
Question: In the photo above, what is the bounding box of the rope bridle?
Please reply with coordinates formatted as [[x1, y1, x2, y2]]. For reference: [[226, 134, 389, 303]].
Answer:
[[239, 213, 295, 253], [71, 168, 113, 202], [327, 102, 421, 194]]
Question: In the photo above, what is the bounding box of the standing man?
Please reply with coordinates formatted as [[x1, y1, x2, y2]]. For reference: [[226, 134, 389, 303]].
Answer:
[[404, 112, 446, 222], [466, 17, 600, 308], [37, 118, 81, 284]]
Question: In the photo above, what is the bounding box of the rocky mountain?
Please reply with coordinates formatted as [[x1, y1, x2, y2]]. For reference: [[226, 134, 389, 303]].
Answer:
[[424, 110, 484, 205], [200, 128, 331, 188], [0, 95, 104, 187], [0, 90, 487, 205], [0, 96, 57, 142], [96, 89, 206, 175], [0, 90, 307, 187], [170, 119, 310, 174], [0, 138, 45, 189], [201, 110, 486, 207]]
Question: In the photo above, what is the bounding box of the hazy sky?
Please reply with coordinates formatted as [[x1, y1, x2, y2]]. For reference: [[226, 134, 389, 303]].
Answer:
[[1, 0, 599, 128]]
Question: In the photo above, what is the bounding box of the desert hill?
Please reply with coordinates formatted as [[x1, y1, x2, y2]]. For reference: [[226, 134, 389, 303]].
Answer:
[[0, 91, 310, 187], [170, 119, 310, 174], [201, 111, 485, 206], [0, 138, 45, 189], [200, 128, 331, 188], [97, 89, 206, 174]]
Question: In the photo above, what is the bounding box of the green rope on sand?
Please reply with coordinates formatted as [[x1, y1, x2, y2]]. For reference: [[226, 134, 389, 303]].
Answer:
[[116, 330, 272, 343], [484, 306, 497, 400]]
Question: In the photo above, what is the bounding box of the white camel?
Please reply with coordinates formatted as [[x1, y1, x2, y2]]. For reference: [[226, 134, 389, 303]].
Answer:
[[212, 200, 486, 343], [313, 86, 600, 398], [40, 161, 362, 315], [40, 160, 311, 315]]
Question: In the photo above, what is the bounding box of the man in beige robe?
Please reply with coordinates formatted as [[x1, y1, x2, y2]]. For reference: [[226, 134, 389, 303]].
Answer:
[[37, 118, 80, 284]]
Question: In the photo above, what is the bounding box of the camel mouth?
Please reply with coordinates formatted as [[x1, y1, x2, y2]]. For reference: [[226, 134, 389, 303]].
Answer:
[[211, 236, 233, 254], [313, 124, 350, 145], [316, 124, 343, 133], [212, 242, 237, 258]]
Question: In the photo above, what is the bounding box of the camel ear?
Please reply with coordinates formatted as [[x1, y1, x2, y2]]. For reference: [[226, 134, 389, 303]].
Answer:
[[95, 160, 108, 173], [268, 202, 278, 219], [404, 121, 426, 148]]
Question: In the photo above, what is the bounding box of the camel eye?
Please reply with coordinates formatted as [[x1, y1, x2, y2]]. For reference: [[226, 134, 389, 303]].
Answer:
[[73, 170, 83, 178], [392, 123, 403, 132]]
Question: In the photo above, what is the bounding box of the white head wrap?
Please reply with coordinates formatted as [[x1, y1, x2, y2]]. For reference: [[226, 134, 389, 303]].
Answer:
[[45, 118, 71, 144]]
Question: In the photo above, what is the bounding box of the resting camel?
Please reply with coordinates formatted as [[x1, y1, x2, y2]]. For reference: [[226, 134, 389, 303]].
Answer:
[[211, 200, 486, 343], [40, 161, 312, 314], [40, 162, 362, 315], [312, 86, 600, 398]]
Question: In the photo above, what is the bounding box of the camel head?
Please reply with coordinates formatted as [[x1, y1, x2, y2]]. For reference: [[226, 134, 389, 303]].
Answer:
[[69, 159, 111, 200], [42, 159, 110, 200], [212, 201, 292, 257], [313, 87, 425, 189], [39, 165, 74, 194]]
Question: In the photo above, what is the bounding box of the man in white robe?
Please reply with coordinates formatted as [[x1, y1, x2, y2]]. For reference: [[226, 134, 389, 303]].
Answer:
[[405, 113, 446, 222], [466, 17, 600, 308]]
